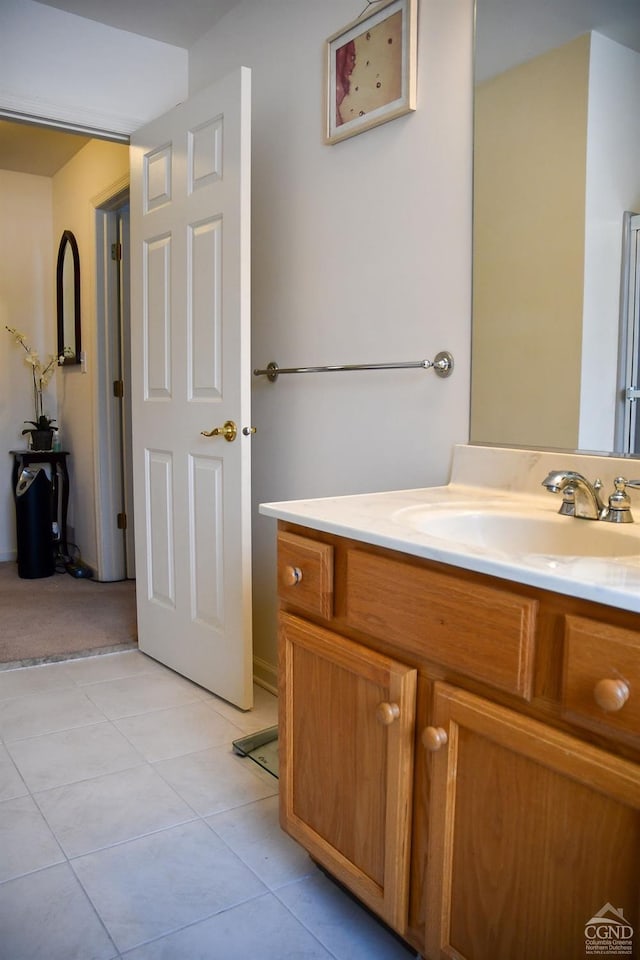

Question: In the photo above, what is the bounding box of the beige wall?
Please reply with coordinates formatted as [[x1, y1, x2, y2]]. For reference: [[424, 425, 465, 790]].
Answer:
[[0, 144, 128, 565], [52, 140, 129, 571], [471, 34, 590, 448], [0, 172, 54, 560]]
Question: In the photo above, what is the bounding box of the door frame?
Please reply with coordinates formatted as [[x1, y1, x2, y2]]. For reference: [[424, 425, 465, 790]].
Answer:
[[615, 211, 640, 454], [94, 183, 135, 581]]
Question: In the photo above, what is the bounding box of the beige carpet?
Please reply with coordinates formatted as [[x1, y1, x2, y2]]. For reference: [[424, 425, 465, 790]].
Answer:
[[0, 561, 137, 667]]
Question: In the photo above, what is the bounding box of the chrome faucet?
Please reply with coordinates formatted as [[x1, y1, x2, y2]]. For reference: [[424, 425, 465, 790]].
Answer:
[[541, 470, 607, 520]]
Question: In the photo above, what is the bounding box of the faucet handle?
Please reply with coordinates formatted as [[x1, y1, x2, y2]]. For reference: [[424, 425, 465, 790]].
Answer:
[[606, 477, 635, 523]]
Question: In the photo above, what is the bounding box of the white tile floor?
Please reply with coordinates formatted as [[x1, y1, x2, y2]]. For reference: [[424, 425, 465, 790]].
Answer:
[[0, 650, 417, 959]]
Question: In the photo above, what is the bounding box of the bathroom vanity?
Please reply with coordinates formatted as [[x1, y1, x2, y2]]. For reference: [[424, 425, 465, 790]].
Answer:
[[261, 446, 640, 960]]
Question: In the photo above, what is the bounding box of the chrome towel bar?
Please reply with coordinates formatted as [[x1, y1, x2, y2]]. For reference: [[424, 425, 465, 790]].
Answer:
[[253, 351, 454, 383]]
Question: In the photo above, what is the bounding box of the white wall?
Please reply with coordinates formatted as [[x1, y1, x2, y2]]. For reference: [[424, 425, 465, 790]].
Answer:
[[0, 0, 188, 134], [580, 35, 640, 451], [0, 171, 54, 561], [189, 0, 474, 685]]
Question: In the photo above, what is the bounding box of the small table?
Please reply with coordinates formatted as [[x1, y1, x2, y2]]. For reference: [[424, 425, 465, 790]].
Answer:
[[10, 450, 70, 558]]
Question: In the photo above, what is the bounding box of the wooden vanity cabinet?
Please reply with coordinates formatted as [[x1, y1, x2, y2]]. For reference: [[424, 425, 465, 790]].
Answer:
[[276, 523, 640, 960], [424, 683, 640, 960], [279, 613, 417, 931]]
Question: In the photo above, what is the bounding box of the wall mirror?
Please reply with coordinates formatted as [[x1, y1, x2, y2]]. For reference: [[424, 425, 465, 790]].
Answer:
[[56, 229, 81, 365], [471, 0, 640, 457]]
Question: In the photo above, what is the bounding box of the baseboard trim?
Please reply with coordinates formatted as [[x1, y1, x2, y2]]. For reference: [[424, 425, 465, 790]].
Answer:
[[253, 655, 277, 697]]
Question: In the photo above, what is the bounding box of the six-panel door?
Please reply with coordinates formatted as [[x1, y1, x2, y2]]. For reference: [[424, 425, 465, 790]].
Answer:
[[130, 68, 254, 708]]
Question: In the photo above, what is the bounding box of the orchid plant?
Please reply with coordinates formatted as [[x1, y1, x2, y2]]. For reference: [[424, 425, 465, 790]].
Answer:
[[5, 325, 70, 435]]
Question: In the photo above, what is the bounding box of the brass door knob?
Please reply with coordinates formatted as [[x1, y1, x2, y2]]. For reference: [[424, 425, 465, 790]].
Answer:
[[201, 420, 237, 442], [593, 678, 630, 712], [422, 726, 448, 751]]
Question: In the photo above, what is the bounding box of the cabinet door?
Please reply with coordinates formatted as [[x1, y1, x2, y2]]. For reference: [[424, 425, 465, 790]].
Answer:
[[279, 612, 417, 933], [424, 682, 640, 960]]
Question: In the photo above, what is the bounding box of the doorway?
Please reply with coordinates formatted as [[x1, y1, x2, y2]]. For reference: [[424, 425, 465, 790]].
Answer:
[[0, 119, 137, 664]]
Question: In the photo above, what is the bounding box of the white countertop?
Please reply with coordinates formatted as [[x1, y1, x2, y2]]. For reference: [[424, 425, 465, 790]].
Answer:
[[260, 445, 640, 614]]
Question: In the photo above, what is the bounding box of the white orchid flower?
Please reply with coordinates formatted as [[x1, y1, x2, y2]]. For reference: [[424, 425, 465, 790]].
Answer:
[[6, 326, 61, 426]]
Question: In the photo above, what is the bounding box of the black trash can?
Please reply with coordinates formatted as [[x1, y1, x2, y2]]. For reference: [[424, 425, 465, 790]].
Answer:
[[15, 467, 55, 579]]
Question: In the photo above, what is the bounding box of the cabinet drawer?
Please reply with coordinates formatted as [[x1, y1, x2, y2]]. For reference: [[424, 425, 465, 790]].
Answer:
[[562, 616, 640, 747], [345, 549, 537, 699], [277, 531, 334, 618]]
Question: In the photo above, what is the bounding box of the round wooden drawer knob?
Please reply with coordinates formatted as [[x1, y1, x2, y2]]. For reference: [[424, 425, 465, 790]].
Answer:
[[422, 726, 448, 751], [376, 702, 400, 726], [282, 565, 303, 587], [593, 678, 630, 712]]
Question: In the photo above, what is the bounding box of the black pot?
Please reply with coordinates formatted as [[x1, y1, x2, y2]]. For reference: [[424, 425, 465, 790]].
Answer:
[[30, 430, 54, 451]]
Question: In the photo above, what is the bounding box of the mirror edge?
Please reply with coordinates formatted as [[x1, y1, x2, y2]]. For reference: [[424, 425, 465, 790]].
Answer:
[[56, 229, 81, 366]]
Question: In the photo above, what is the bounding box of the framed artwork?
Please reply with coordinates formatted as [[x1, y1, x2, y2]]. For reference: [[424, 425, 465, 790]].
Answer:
[[325, 0, 417, 145]]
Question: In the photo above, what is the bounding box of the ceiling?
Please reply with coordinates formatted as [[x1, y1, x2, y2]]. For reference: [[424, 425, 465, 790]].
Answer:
[[35, 0, 240, 49], [36, 0, 640, 59], [0, 121, 91, 177], [476, 0, 640, 82], [0, 0, 242, 175], [3, 0, 640, 176]]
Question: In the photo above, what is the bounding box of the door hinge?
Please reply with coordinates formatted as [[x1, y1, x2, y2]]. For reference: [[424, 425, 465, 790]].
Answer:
[[111, 242, 122, 261], [117, 512, 127, 530], [113, 379, 124, 398]]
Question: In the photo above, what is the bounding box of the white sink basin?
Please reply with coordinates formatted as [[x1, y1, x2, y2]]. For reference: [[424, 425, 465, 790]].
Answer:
[[393, 505, 640, 558]]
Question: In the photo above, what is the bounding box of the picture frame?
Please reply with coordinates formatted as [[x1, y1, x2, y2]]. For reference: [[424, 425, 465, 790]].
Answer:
[[325, 0, 417, 145]]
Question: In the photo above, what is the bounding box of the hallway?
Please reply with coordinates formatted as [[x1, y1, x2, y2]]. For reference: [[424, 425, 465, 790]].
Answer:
[[0, 562, 136, 665], [0, 650, 416, 959]]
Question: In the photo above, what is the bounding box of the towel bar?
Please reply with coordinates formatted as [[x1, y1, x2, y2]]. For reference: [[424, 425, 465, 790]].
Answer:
[[253, 351, 454, 382]]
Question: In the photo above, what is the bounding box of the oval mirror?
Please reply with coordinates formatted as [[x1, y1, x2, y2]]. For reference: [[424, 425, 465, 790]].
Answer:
[[56, 230, 81, 365]]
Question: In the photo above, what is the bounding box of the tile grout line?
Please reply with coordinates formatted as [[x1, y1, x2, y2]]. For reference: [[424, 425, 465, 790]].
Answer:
[[0, 653, 303, 959]]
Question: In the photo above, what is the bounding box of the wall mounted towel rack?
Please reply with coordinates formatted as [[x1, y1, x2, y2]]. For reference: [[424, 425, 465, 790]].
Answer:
[[253, 351, 454, 383]]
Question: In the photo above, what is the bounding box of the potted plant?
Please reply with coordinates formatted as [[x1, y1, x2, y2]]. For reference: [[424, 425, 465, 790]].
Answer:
[[22, 415, 58, 451], [5, 326, 68, 451]]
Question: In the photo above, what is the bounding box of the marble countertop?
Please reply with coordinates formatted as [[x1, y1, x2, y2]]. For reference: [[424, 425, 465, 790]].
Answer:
[[260, 445, 640, 615]]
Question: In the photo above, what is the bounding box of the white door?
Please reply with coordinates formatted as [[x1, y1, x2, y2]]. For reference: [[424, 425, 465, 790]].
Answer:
[[130, 68, 253, 709]]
